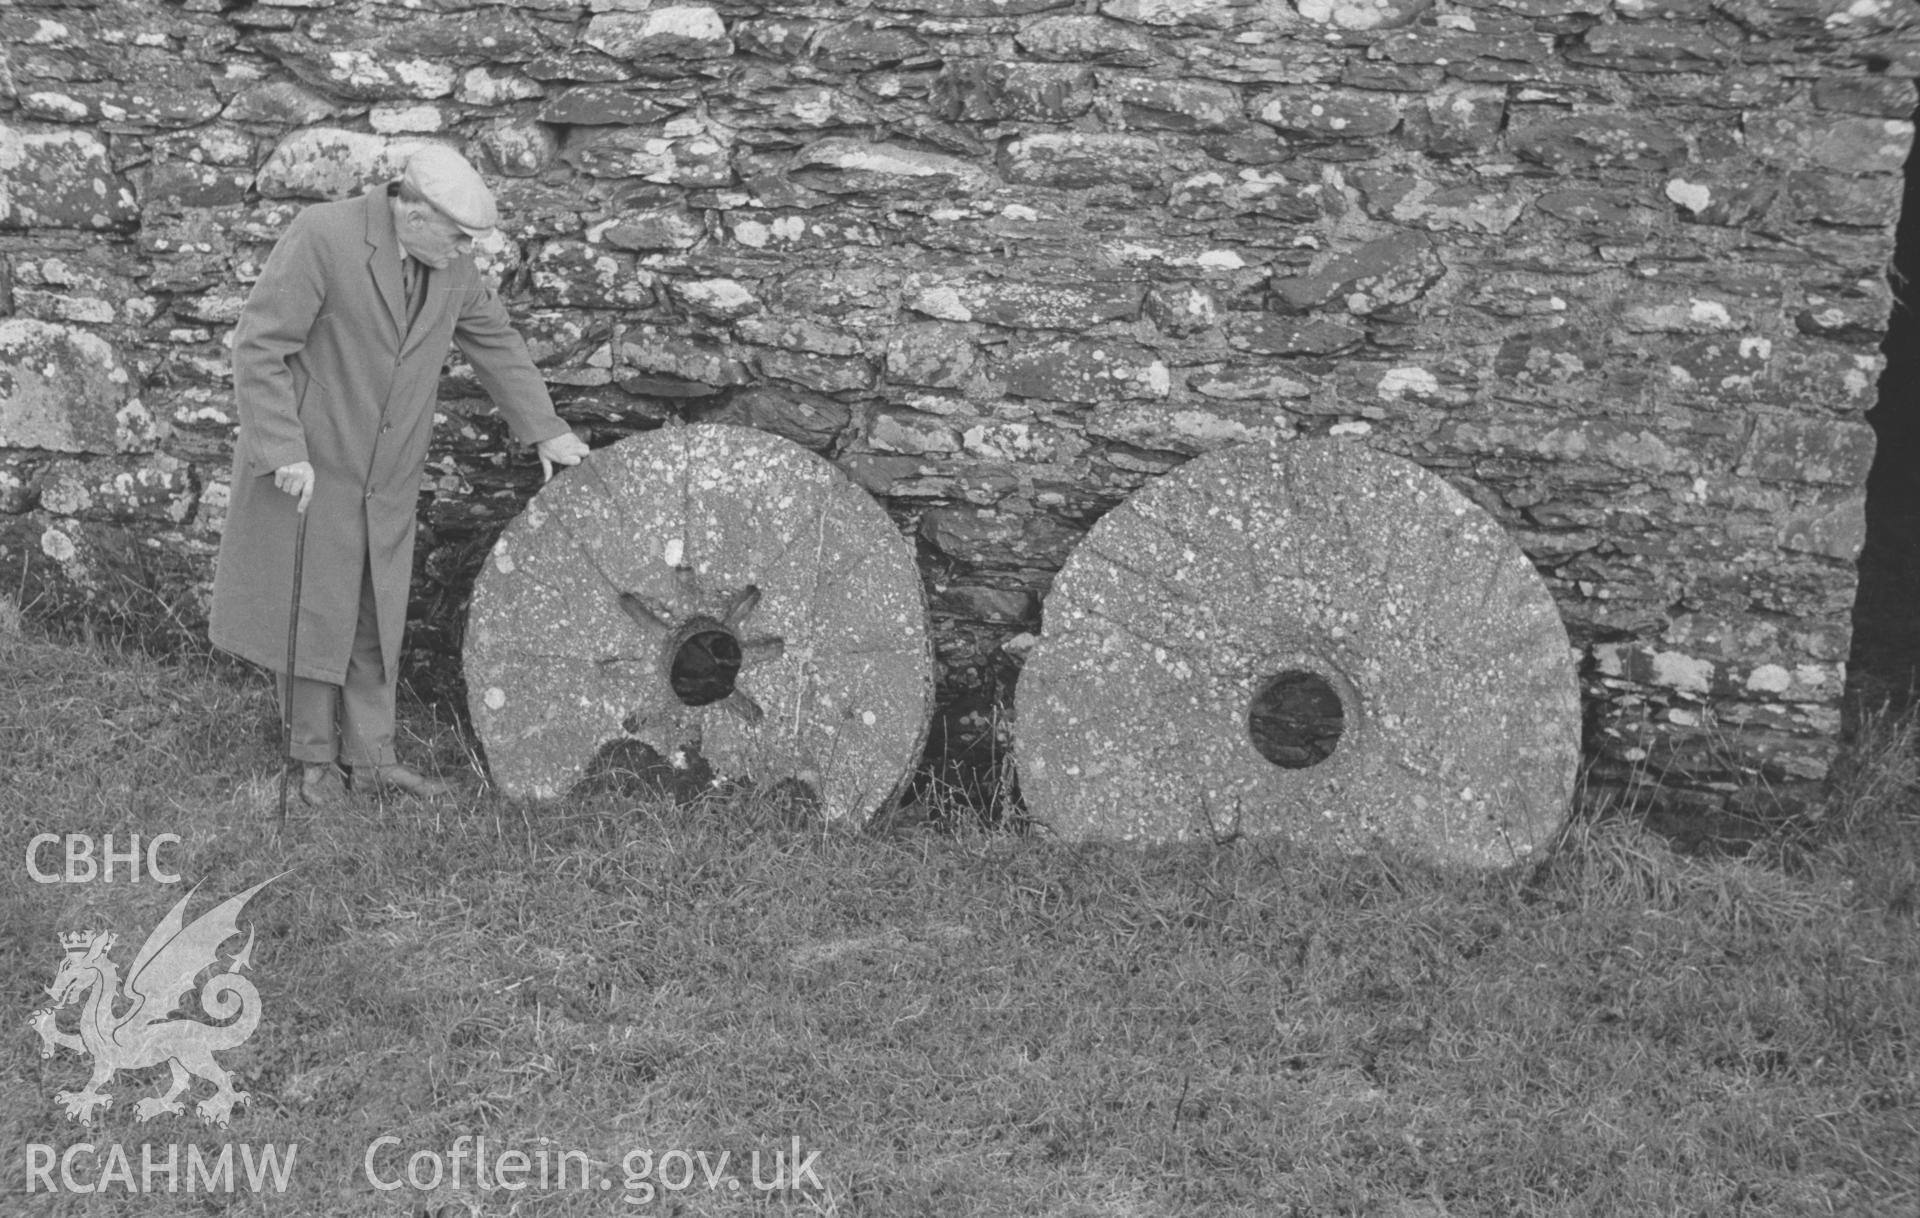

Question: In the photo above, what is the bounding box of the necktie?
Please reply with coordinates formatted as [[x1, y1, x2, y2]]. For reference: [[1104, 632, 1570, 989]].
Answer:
[[401, 256, 424, 331]]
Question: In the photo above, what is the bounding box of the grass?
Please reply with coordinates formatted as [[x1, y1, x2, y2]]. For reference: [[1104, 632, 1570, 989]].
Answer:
[[1, 604, 1916, 1217]]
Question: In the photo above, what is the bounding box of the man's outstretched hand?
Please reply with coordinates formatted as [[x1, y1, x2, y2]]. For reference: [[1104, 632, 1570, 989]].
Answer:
[[273, 461, 315, 514], [537, 431, 590, 482]]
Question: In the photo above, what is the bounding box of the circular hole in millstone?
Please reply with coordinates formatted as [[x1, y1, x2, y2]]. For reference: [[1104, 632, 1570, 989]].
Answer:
[[1247, 670, 1345, 769], [669, 624, 743, 707]]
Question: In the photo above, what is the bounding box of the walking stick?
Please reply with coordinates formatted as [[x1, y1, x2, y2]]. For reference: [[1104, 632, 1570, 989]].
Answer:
[[278, 504, 310, 826]]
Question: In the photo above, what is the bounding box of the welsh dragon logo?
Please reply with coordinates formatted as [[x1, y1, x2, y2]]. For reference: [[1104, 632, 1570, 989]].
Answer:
[[30, 877, 278, 1128]]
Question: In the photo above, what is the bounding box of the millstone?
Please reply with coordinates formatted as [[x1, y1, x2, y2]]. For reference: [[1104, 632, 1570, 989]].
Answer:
[[465, 424, 933, 817], [1015, 437, 1580, 867]]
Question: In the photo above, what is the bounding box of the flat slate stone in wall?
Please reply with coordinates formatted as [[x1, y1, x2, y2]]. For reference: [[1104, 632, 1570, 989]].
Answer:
[[1, 0, 1914, 818]]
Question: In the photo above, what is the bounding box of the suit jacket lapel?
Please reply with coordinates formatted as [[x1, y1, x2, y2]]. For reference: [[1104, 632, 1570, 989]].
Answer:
[[364, 186, 408, 343]]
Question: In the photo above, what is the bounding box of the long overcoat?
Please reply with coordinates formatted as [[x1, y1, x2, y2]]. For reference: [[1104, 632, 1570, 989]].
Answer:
[[209, 185, 568, 683]]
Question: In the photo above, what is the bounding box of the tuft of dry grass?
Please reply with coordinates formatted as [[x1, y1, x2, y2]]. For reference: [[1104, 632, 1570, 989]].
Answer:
[[3, 618, 1917, 1217], [1807, 702, 1920, 918]]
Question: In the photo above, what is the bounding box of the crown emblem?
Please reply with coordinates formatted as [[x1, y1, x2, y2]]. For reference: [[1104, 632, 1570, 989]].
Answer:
[[58, 930, 97, 952]]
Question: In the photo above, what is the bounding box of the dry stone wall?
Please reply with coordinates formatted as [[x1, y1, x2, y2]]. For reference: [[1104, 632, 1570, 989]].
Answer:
[[1, 0, 1914, 816]]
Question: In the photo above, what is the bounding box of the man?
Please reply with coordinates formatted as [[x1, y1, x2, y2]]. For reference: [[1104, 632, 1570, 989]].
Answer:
[[210, 145, 589, 806]]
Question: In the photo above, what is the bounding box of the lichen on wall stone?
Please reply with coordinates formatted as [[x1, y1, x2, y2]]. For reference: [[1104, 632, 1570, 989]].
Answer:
[[0, 0, 1914, 816], [0, 319, 143, 453]]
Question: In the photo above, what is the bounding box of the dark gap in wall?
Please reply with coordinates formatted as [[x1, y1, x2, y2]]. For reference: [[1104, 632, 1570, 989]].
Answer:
[[1848, 88, 1920, 716]]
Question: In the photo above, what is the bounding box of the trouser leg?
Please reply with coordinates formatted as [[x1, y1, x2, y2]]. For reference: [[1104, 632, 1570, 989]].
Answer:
[[275, 673, 339, 764], [338, 552, 398, 768]]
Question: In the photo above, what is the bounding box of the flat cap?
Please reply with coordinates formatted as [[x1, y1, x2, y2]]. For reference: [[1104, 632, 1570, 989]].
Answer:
[[402, 145, 498, 238]]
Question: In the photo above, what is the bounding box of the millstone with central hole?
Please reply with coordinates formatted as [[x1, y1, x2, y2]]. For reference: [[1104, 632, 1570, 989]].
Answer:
[[464, 425, 933, 817], [1015, 437, 1580, 867]]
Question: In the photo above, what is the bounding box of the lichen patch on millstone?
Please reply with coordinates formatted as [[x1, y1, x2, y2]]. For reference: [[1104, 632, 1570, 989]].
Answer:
[[465, 425, 933, 818], [1015, 437, 1581, 868]]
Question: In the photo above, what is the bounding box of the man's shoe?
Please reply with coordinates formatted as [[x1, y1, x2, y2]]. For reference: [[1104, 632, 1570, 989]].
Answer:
[[299, 763, 348, 808], [352, 763, 452, 799]]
